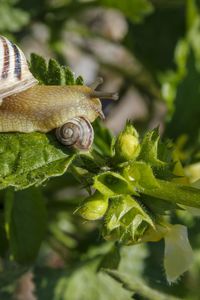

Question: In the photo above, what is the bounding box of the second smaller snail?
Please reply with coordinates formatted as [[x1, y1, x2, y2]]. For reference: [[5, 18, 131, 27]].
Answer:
[[0, 36, 118, 151], [56, 116, 94, 150]]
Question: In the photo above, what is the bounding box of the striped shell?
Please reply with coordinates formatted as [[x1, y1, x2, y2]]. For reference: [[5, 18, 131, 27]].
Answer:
[[0, 36, 38, 100], [55, 116, 94, 150]]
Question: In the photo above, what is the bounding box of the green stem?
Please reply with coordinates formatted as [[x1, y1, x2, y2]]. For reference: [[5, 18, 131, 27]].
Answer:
[[186, 0, 198, 30], [141, 179, 200, 208], [104, 269, 180, 300]]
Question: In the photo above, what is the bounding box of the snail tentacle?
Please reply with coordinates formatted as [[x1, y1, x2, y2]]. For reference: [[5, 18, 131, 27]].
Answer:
[[89, 77, 103, 90], [91, 91, 118, 101], [89, 77, 118, 101]]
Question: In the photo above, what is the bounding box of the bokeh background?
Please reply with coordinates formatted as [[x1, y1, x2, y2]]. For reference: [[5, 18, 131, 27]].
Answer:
[[0, 0, 200, 299]]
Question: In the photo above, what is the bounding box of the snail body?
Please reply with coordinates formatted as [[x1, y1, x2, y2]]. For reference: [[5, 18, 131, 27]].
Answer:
[[0, 35, 117, 150], [0, 85, 102, 133]]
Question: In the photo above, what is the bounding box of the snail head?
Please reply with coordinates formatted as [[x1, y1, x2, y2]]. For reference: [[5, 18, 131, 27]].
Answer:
[[88, 77, 118, 119]]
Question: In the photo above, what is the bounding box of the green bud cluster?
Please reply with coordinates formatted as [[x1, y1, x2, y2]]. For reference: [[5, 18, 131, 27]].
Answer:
[[102, 195, 154, 245], [74, 122, 200, 254], [75, 123, 163, 243]]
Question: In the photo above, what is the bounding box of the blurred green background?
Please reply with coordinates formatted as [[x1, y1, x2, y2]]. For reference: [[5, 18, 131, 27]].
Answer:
[[0, 0, 200, 299]]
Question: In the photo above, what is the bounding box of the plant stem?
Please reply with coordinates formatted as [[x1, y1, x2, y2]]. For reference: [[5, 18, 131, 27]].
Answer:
[[141, 179, 200, 208], [104, 269, 180, 300]]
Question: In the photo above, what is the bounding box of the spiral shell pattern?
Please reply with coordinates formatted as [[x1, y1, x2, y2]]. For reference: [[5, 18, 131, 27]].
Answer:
[[56, 116, 94, 150], [0, 36, 38, 100]]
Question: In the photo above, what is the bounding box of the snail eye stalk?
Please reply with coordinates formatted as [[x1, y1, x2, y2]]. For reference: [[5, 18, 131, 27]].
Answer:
[[91, 91, 118, 101], [89, 77, 104, 90], [89, 77, 119, 101]]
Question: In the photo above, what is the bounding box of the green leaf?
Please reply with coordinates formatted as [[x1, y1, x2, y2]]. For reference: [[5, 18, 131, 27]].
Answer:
[[47, 59, 65, 85], [0, 1, 29, 32], [29, 54, 83, 86], [63, 67, 83, 85], [0, 132, 74, 190], [141, 179, 200, 209], [165, 49, 200, 144], [104, 269, 180, 300], [63, 66, 75, 85], [0, 213, 8, 257], [125, 4, 185, 75], [34, 243, 149, 300], [162, 9, 200, 145], [75, 154, 102, 173], [103, 195, 154, 244], [93, 120, 113, 157], [93, 172, 136, 197], [104, 196, 137, 232], [30, 54, 48, 84], [100, 0, 154, 23], [98, 244, 121, 270], [141, 194, 178, 215], [138, 128, 165, 167], [34, 262, 133, 300], [75, 75, 84, 85], [5, 188, 47, 263], [123, 161, 159, 189], [138, 128, 174, 179], [119, 244, 148, 278]]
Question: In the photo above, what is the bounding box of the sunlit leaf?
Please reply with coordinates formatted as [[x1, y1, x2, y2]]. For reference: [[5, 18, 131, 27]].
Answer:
[[0, 132, 74, 190]]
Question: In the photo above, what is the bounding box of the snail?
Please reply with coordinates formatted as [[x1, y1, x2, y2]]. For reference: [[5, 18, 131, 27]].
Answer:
[[0, 35, 118, 150]]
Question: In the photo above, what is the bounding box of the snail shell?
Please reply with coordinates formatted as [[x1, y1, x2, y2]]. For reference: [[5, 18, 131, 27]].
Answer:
[[0, 36, 38, 100], [0, 36, 118, 150], [56, 116, 94, 150]]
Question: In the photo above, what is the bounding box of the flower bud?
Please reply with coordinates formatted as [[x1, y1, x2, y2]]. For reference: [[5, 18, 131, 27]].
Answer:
[[75, 192, 108, 221], [103, 195, 154, 244], [114, 123, 140, 162]]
